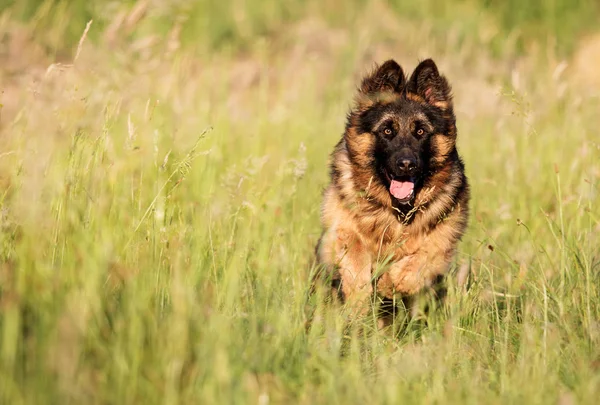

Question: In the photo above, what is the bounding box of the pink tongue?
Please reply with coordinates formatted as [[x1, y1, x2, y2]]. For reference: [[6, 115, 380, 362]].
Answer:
[[390, 180, 414, 200]]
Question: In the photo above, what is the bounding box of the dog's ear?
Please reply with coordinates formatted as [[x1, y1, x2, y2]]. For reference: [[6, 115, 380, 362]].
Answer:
[[408, 59, 452, 110], [360, 60, 406, 95]]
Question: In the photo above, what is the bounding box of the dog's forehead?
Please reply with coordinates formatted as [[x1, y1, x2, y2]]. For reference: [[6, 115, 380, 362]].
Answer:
[[389, 98, 429, 117], [372, 100, 429, 127]]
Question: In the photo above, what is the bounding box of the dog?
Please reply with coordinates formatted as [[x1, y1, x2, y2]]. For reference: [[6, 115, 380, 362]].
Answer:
[[314, 58, 469, 323]]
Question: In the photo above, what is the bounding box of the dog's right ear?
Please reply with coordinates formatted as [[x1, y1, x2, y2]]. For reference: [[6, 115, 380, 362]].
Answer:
[[359, 60, 406, 95]]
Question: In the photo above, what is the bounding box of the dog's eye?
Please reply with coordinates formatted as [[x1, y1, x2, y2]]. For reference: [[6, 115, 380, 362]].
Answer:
[[384, 128, 393, 136], [416, 128, 425, 136]]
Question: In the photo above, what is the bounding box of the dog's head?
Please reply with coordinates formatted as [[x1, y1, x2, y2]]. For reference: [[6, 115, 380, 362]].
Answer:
[[345, 59, 457, 207]]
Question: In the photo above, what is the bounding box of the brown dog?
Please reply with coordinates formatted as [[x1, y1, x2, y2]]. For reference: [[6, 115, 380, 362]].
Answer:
[[315, 59, 469, 321]]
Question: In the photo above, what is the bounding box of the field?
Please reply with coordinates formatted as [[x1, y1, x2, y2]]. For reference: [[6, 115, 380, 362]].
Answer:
[[1, 1, 600, 404]]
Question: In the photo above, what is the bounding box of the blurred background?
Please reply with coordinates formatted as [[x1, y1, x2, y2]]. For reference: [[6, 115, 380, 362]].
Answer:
[[3, 0, 600, 55]]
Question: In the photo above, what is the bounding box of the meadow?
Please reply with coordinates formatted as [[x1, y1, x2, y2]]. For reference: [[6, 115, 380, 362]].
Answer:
[[1, 1, 599, 404]]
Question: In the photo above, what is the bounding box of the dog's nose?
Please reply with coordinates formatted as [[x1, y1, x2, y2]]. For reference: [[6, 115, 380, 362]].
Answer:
[[398, 158, 416, 173]]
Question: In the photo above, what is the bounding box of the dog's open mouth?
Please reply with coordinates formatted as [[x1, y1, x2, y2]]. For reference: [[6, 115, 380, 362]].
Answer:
[[389, 179, 414, 203], [385, 170, 415, 204]]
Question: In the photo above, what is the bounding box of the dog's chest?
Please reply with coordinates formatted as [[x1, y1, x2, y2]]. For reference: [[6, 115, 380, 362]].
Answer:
[[354, 208, 424, 257]]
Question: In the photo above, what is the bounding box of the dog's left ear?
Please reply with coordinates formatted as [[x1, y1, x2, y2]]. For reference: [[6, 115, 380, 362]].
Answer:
[[408, 59, 452, 110]]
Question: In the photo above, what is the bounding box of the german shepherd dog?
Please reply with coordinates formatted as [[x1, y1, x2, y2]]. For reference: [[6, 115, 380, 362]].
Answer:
[[315, 59, 469, 323]]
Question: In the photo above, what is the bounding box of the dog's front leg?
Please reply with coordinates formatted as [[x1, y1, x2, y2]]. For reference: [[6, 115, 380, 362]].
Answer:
[[319, 227, 373, 316], [377, 248, 452, 308]]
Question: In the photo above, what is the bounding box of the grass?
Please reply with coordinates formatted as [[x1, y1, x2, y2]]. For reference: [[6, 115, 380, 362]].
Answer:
[[1, 1, 600, 404]]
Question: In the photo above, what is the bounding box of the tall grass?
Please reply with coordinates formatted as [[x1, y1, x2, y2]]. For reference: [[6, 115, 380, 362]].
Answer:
[[1, 1, 599, 404], [3, 0, 600, 55]]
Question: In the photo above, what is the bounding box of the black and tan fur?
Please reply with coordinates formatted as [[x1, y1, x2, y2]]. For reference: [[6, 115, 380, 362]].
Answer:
[[315, 59, 469, 322]]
